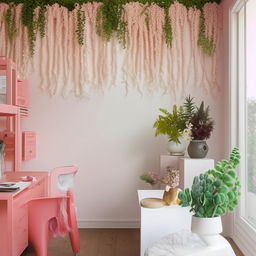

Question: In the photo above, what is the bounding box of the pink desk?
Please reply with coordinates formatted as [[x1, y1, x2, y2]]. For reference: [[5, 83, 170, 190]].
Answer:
[[0, 171, 49, 256]]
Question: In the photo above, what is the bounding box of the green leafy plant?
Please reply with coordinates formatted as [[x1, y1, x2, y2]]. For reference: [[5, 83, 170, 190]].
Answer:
[[153, 106, 187, 143], [190, 101, 214, 140], [183, 95, 196, 120], [153, 96, 195, 143], [178, 148, 241, 217]]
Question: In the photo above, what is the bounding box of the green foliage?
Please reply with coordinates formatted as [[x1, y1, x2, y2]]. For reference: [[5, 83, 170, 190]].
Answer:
[[183, 95, 196, 120], [76, 7, 86, 45], [0, 0, 222, 54], [38, 4, 46, 38], [20, 0, 38, 55], [178, 148, 241, 217], [140, 173, 157, 185], [153, 106, 187, 143], [4, 4, 17, 42], [190, 101, 214, 140], [198, 13, 215, 56], [96, 0, 127, 45], [163, 7, 172, 47], [153, 96, 196, 143]]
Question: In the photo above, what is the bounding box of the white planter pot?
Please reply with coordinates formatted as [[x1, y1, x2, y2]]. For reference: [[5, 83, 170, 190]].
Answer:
[[167, 138, 187, 156], [191, 216, 223, 235]]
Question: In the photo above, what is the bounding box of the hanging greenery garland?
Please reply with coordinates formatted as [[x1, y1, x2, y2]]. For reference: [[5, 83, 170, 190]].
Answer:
[[0, 0, 221, 55], [76, 7, 86, 45], [198, 12, 215, 56], [4, 4, 17, 42]]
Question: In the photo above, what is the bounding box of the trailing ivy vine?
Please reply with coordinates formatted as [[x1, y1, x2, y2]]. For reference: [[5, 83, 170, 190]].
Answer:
[[0, 0, 222, 55], [163, 7, 172, 47], [198, 13, 215, 56], [76, 7, 86, 45], [4, 4, 17, 42]]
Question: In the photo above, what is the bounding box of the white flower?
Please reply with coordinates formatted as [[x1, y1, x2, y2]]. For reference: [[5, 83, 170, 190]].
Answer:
[[181, 122, 193, 141]]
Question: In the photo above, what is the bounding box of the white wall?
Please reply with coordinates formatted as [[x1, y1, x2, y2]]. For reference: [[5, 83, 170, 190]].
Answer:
[[20, 74, 226, 228], [20, 34, 227, 229]]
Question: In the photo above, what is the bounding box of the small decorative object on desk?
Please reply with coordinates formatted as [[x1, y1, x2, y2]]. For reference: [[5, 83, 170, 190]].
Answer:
[[153, 96, 194, 156], [186, 98, 214, 158], [178, 148, 241, 235], [162, 168, 180, 205], [140, 167, 180, 207]]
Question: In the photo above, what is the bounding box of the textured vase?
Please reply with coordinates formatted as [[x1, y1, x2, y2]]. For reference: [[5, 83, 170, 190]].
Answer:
[[187, 140, 208, 158], [191, 216, 223, 235], [167, 138, 187, 156]]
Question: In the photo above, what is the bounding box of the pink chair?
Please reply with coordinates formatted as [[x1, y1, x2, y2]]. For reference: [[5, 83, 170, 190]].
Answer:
[[28, 166, 80, 256]]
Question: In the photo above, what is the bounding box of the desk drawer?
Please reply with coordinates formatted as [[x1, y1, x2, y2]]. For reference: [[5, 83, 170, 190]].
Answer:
[[14, 180, 46, 207], [12, 179, 46, 255], [12, 204, 28, 256]]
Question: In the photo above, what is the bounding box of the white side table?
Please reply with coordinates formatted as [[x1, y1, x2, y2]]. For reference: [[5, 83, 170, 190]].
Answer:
[[138, 190, 192, 256]]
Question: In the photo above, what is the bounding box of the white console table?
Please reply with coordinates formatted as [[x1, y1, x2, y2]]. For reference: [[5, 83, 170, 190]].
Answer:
[[138, 190, 192, 256], [138, 157, 215, 255]]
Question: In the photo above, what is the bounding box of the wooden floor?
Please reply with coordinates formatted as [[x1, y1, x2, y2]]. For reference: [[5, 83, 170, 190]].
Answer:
[[22, 229, 243, 256]]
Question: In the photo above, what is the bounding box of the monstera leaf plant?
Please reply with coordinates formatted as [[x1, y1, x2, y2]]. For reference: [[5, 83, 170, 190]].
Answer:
[[178, 148, 241, 218]]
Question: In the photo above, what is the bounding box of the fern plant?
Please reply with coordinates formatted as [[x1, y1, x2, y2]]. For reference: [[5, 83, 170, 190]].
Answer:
[[153, 106, 187, 144], [153, 96, 196, 143]]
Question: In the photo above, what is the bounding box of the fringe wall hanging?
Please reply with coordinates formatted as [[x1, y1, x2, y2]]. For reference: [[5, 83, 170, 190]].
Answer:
[[0, 1, 222, 97]]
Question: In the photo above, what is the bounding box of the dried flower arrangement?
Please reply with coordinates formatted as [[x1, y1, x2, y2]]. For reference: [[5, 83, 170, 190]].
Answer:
[[140, 167, 179, 188]]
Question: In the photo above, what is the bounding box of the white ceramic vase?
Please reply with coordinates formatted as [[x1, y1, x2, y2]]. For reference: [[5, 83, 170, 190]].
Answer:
[[167, 138, 187, 156], [191, 216, 223, 235]]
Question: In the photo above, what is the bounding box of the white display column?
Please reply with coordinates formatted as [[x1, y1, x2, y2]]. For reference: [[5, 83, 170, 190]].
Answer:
[[179, 158, 214, 189]]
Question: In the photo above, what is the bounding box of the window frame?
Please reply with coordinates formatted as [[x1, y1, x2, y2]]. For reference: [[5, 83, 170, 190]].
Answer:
[[230, 0, 256, 254]]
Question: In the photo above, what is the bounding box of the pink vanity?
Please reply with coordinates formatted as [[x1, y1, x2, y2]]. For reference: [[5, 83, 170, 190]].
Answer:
[[0, 57, 77, 256]]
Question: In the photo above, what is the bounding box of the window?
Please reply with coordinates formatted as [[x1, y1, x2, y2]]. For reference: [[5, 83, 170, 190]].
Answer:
[[231, 0, 256, 255]]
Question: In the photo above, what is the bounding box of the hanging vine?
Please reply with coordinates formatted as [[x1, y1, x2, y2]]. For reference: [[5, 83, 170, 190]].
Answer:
[[0, 0, 222, 55], [76, 6, 86, 45], [198, 12, 215, 56], [4, 4, 17, 42], [38, 3, 46, 38]]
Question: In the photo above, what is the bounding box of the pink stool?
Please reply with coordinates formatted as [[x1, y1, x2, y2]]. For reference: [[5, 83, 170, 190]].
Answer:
[[28, 166, 80, 256]]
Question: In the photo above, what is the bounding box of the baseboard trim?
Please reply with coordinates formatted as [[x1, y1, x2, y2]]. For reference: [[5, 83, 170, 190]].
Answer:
[[78, 219, 140, 229]]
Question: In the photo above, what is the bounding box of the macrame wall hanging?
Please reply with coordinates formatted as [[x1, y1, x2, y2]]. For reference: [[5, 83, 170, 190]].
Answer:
[[0, 1, 222, 97]]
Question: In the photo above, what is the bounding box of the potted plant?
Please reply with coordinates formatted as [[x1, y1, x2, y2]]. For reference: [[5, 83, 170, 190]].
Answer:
[[153, 97, 194, 156], [178, 148, 241, 235], [187, 100, 214, 158]]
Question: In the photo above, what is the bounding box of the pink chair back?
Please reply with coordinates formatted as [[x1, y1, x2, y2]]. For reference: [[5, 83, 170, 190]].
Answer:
[[49, 166, 78, 197], [28, 166, 80, 256]]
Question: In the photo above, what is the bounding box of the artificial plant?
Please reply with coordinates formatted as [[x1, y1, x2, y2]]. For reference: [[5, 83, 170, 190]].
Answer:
[[153, 96, 194, 143], [178, 148, 241, 217], [189, 101, 214, 140], [1, 0, 222, 55]]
